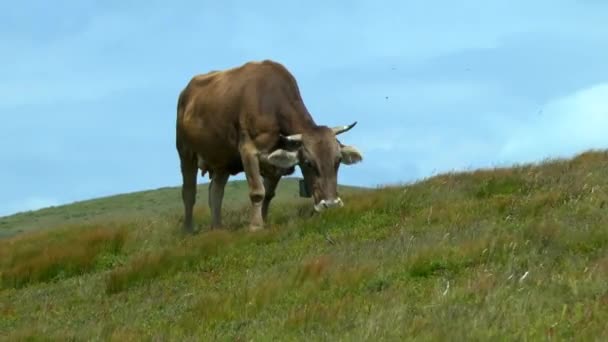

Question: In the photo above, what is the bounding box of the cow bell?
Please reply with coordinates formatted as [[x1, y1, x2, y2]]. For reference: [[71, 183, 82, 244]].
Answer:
[[299, 178, 312, 198]]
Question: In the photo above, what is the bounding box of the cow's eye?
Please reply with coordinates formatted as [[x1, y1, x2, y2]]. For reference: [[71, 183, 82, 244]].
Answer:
[[303, 159, 313, 167]]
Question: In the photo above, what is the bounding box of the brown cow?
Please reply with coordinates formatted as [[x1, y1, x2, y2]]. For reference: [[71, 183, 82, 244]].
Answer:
[[175, 60, 363, 233]]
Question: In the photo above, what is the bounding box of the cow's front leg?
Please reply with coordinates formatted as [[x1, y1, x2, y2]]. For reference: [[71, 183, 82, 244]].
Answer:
[[240, 142, 265, 231]]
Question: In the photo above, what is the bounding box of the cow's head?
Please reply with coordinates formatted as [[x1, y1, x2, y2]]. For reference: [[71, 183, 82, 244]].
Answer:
[[266, 122, 363, 212]]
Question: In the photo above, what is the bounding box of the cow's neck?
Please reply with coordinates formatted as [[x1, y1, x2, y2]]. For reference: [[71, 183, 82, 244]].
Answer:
[[280, 104, 318, 135], [289, 117, 317, 134]]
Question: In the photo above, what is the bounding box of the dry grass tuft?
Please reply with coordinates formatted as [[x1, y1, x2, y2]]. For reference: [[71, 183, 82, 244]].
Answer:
[[295, 255, 333, 284], [105, 229, 244, 294], [0, 224, 127, 288], [284, 295, 354, 330]]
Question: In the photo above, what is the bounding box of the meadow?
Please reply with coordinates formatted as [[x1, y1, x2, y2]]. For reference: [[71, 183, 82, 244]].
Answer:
[[1, 151, 608, 340]]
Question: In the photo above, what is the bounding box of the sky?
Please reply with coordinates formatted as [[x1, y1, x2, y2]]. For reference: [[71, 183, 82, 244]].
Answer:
[[1, 0, 608, 216]]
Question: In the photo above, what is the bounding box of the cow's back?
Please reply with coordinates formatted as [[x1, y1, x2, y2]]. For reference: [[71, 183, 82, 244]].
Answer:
[[176, 60, 298, 175]]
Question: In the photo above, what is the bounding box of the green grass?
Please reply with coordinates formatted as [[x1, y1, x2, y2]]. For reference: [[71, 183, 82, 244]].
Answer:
[[2, 152, 608, 340], [0, 177, 363, 239]]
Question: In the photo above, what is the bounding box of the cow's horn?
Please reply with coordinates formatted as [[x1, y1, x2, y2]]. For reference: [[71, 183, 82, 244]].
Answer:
[[332, 121, 357, 135], [282, 133, 303, 142]]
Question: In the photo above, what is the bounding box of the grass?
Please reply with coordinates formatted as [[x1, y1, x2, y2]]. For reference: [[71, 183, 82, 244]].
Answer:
[[0, 177, 363, 239], [1, 151, 608, 340]]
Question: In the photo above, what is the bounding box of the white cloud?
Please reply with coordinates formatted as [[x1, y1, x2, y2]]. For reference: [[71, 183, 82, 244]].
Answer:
[[500, 83, 608, 163], [0, 6, 207, 108], [227, 0, 608, 72], [2, 0, 606, 109]]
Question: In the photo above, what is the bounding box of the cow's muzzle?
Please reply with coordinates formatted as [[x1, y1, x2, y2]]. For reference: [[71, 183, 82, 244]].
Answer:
[[314, 198, 344, 212]]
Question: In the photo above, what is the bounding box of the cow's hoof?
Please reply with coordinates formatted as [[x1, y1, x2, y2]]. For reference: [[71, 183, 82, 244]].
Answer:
[[181, 228, 196, 236], [248, 224, 264, 232]]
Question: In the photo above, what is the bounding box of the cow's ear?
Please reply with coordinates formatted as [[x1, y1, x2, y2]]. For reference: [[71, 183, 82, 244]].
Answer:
[[267, 149, 299, 168], [340, 145, 363, 165]]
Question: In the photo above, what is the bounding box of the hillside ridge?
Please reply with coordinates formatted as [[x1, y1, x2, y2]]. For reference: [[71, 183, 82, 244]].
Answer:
[[0, 177, 367, 238], [2, 150, 608, 340]]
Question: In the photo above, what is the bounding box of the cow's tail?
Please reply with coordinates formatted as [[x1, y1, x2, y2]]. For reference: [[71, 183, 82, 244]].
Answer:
[[176, 88, 196, 168]]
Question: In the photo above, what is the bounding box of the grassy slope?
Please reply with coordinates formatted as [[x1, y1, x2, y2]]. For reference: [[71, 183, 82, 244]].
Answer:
[[2, 151, 608, 340], [0, 178, 363, 239]]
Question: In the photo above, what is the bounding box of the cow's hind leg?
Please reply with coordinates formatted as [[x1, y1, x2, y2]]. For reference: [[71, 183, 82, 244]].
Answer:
[[239, 141, 265, 231], [179, 152, 198, 234], [208, 170, 229, 229]]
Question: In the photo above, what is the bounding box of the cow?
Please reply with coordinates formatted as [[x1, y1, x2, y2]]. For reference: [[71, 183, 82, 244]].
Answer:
[[175, 59, 363, 233]]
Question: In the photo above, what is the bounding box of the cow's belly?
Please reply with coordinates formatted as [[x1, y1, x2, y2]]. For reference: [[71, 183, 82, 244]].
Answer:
[[181, 110, 243, 171], [193, 143, 243, 174], [188, 132, 243, 175]]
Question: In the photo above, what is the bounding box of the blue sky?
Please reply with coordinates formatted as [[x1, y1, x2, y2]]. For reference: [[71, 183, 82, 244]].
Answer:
[[1, 0, 607, 216]]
